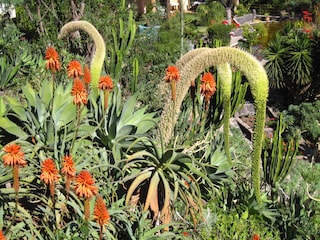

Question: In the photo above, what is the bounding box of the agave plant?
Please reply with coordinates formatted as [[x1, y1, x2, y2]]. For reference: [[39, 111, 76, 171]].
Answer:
[[91, 86, 159, 161], [124, 135, 214, 228]]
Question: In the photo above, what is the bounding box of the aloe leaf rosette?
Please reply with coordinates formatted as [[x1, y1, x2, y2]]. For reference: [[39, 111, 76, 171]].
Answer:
[[159, 47, 269, 203]]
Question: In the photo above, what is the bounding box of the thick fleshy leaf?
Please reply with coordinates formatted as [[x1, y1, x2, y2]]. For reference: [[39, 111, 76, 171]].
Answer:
[[0, 117, 28, 139]]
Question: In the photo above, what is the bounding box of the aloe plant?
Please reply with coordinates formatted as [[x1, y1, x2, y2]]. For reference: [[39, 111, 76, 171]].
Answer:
[[159, 47, 269, 204], [0, 80, 94, 159]]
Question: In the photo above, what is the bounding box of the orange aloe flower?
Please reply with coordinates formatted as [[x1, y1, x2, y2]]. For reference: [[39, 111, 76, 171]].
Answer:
[[71, 78, 88, 105], [164, 65, 180, 101], [200, 72, 216, 103], [0, 230, 6, 240], [61, 155, 76, 194], [67, 60, 83, 78], [75, 170, 98, 221], [164, 65, 180, 83], [99, 76, 114, 110], [99, 76, 114, 91], [94, 195, 110, 227], [40, 158, 59, 199], [83, 64, 91, 85], [45, 46, 61, 73], [2, 143, 27, 193], [2, 144, 26, 167], [74, 170, 98, 199], [252, 234, 260, 240]]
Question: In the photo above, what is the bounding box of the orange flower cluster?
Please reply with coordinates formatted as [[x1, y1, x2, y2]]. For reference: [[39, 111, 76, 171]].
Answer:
[[252, 233, 260, 240], [61, 155, 76, 195], [164, 65, 180, 101], [74, 170, 98, 199], [164, 65, 180, 83], [83, 65, 91, 85], [99, 76, 114, 91], [2, 143, 27, 193], [200, 72, 216, 103], [67, 60, 84, 78], [0, 230, 6, 240], [40, 158, 60, 185], [45, 47, 61, 73], [71, 78, 88, 105], [61, 155, 76, 179], [93, 195, 110, 227], [2, 144, 26, 167]]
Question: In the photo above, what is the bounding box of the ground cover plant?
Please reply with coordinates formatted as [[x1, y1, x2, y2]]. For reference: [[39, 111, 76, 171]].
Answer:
[[1, 1, 320, 239]]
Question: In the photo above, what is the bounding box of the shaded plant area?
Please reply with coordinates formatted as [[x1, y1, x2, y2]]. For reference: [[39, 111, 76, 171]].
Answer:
[[0, 1, 320, 239]]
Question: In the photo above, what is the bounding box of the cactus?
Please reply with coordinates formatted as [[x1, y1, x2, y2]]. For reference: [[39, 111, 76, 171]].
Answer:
[[131, 57, 139, 93], [159, 47, 269, 203], [58, 20, 105, 95], [107, 9, 136, 84], [262, 113, 298, 188]]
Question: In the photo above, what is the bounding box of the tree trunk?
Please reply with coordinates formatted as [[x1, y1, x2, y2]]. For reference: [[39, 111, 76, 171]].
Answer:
[[166, 0, 170, 19], [137, 0, 145, 16], [226, 6, 232, 25], [70, 0, 85, 38]]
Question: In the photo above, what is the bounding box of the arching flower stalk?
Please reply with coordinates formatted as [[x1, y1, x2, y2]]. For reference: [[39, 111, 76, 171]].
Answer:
[[99, 76, 114, 111], [40, 158, 60, 200], [93, 195, 110, 240], [74, 170, 98, 220], [58, 21, 106, 96], [217, 63, 233, 164], [159, 47, 269, 204]]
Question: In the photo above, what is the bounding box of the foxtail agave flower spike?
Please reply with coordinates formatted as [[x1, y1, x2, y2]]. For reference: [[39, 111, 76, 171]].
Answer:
[[58, 21, 105, 95], [217, 63, 232, 164], [159, 47, 269, 204]]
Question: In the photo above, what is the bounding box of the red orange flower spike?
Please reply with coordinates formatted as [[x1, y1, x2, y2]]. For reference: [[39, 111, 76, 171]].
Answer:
[[99, 76, 114, 110], [2, 144, 26, 167], [74, 170, 98, 199], [61, 155, 76, 194], [40, 158, 59, 199], [94, 195, 110, 227], [83, 65, 91, 85], [71, 78, 88, 105], [0, 230, 6, 240], [45, 47, 61, 73], [67, 60, 84, 78], [164, 65, 180, 101], [2, 143, 26, 193], [200, 72, 216, 103]]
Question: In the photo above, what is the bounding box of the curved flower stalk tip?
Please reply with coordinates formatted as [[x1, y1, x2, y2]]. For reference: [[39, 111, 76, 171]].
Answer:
[[58, 20, 106, 94], [159, 47, 269, 204]]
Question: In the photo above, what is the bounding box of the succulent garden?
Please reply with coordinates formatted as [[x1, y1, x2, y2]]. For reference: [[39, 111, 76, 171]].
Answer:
[[0, 0, 320, 239]]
